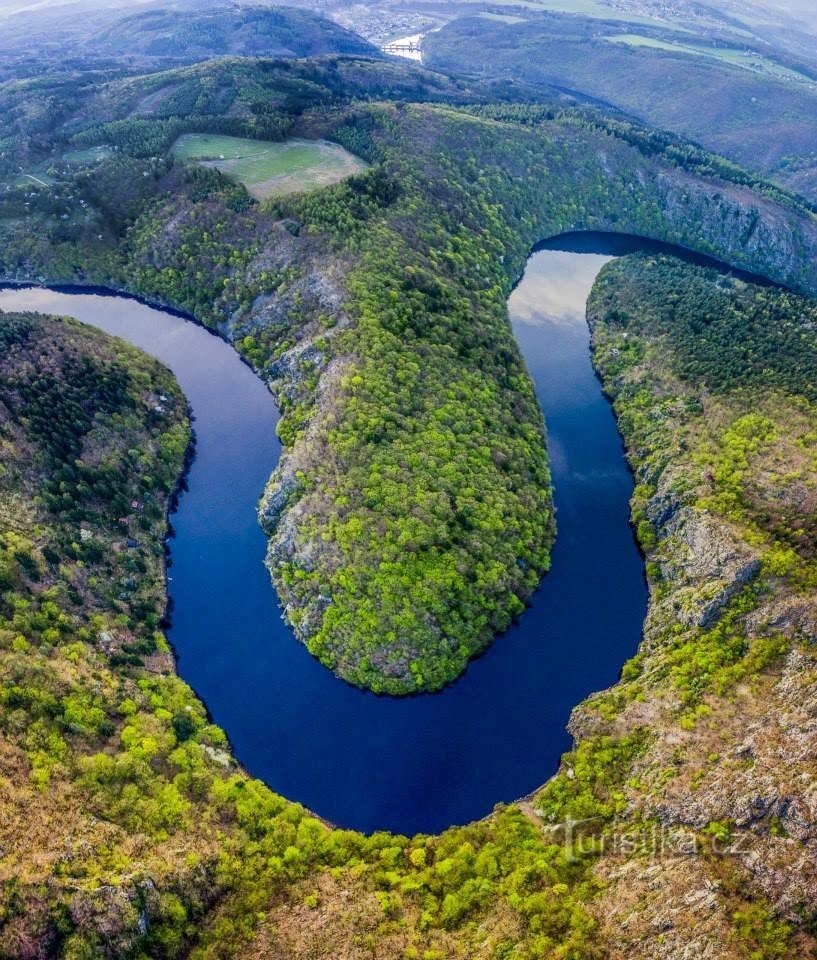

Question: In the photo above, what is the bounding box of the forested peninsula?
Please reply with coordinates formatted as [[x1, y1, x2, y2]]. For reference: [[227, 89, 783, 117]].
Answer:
[[2, 57, 817, 696]]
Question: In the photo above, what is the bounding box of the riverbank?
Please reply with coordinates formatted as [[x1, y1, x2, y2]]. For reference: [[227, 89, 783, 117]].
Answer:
[[521, 253, 817, 959], [3, 249, 816, 957], [0, 300, 608, 960], [0, 242, 646, 838]]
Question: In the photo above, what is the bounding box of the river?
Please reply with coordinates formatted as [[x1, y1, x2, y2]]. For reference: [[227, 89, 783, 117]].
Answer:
[[0, 234, 655, 835]]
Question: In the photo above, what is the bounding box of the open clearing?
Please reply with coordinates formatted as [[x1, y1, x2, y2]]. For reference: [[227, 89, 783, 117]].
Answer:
[[14, 172, 54, 188], [529, 0, 689, 27], [170, 134, 368, 199], [62, 145, 114, 165]]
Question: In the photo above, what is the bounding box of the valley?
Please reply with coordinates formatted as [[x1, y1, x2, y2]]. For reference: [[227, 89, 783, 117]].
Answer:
[[424, 12, 817, 201], [2, 1, 817, 957], [3, 230, 815, 960], [0, 238, 645, 837], [3, 63, 817, 694]]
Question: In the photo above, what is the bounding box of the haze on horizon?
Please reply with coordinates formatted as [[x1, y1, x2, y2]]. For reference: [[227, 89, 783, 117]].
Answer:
[[0, 0, 146, 13], [739, 0, 817, 28], [1, 0, 815, 28]]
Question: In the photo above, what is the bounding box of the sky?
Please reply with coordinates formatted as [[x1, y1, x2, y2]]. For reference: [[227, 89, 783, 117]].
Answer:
[[0, 0, 146, 12]]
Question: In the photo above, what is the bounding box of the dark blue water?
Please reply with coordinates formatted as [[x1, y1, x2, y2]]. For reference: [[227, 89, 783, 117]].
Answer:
[[0, 235, 650, 836]]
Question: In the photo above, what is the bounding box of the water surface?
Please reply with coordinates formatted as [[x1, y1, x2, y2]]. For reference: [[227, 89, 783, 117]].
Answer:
[[0, 236, 649, 834]]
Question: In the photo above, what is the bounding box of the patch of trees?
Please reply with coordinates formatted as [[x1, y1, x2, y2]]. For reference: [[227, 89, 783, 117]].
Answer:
[[593, 254, 817, 399], [2, 59, 817, 695], [467, 103, 814, 216], [0, 313, 614, 959]]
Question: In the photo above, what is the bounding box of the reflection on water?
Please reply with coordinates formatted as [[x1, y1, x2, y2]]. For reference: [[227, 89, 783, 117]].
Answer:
[[511, 251, 613, 327]]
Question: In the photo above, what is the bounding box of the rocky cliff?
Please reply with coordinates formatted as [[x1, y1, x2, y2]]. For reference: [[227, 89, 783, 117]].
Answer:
[[521, 254, 817, 959]]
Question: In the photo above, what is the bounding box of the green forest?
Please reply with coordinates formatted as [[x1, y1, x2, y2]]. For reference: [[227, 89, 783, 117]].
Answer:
[[0, 310, 609, 960], [1, 57, 816, 693], [3, 260, 814, 958], [424, 11, 817, 203]]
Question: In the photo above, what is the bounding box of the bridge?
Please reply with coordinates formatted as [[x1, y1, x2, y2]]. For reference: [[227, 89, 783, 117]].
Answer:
[[382, 41, 421, 53]]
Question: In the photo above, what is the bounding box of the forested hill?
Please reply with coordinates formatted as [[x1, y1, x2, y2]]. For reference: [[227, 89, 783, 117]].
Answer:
[[0, 1, 379, 81], [574, 253, 817, 957], [93, 4, 378, 64], [4, 139, 817, 960], [2, 56, 817, 694], [424, 12, 817, 203]]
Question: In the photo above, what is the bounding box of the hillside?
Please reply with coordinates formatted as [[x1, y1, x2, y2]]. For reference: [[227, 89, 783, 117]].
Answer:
[[306, 0, 817, 60], [424, 11, 817, 202], [4, 232, 817, 960], [564, 253, 817, 958], [2, 47, 817, 959], [93, 3, 378, 63], [0, 308, 599, 959], [0, 0, 378, 80]]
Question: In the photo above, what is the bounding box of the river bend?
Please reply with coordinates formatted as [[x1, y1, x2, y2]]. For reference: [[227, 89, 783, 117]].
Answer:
[[0, 234, 655, 834]]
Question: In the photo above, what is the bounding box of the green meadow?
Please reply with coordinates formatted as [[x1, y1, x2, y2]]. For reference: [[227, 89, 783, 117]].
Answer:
[[170, 134, 368, 199]]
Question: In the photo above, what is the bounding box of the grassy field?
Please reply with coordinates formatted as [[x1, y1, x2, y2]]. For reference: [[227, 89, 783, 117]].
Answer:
[[14, 171, 55, 188], [170, 134, 368, 199], [61, 145, 114, 165], [15, 146, 114, 188], [477, 12, 526, 23], [531, 0, 642, 17], [532, 0, 689, 27]]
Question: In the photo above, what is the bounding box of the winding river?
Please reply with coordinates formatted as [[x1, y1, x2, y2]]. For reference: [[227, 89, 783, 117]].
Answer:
[[0, 234, 665, 835]]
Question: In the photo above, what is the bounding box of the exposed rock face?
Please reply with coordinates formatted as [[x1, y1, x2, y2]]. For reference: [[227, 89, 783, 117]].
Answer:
[[8, 86, 817, 695], [653, 166, 817, 284], [609, 641, 817, 958], [241, 124, 817, 691], [657, 509, 762, 628]]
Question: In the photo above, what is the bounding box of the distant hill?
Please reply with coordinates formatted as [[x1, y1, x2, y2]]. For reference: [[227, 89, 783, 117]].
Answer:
[[0, 1, 378, 79], [94, 3, 378, 63], [424, 11, 817, 202]]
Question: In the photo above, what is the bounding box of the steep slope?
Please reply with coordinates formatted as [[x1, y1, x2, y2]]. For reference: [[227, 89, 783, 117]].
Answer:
[[0, 309, 598, 959], [93, 3, 378, 63], [4, 235, 817, 960], [543, 254, 817, 960], [424, 12, 817, 202], [2, 56, 817, 960]]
